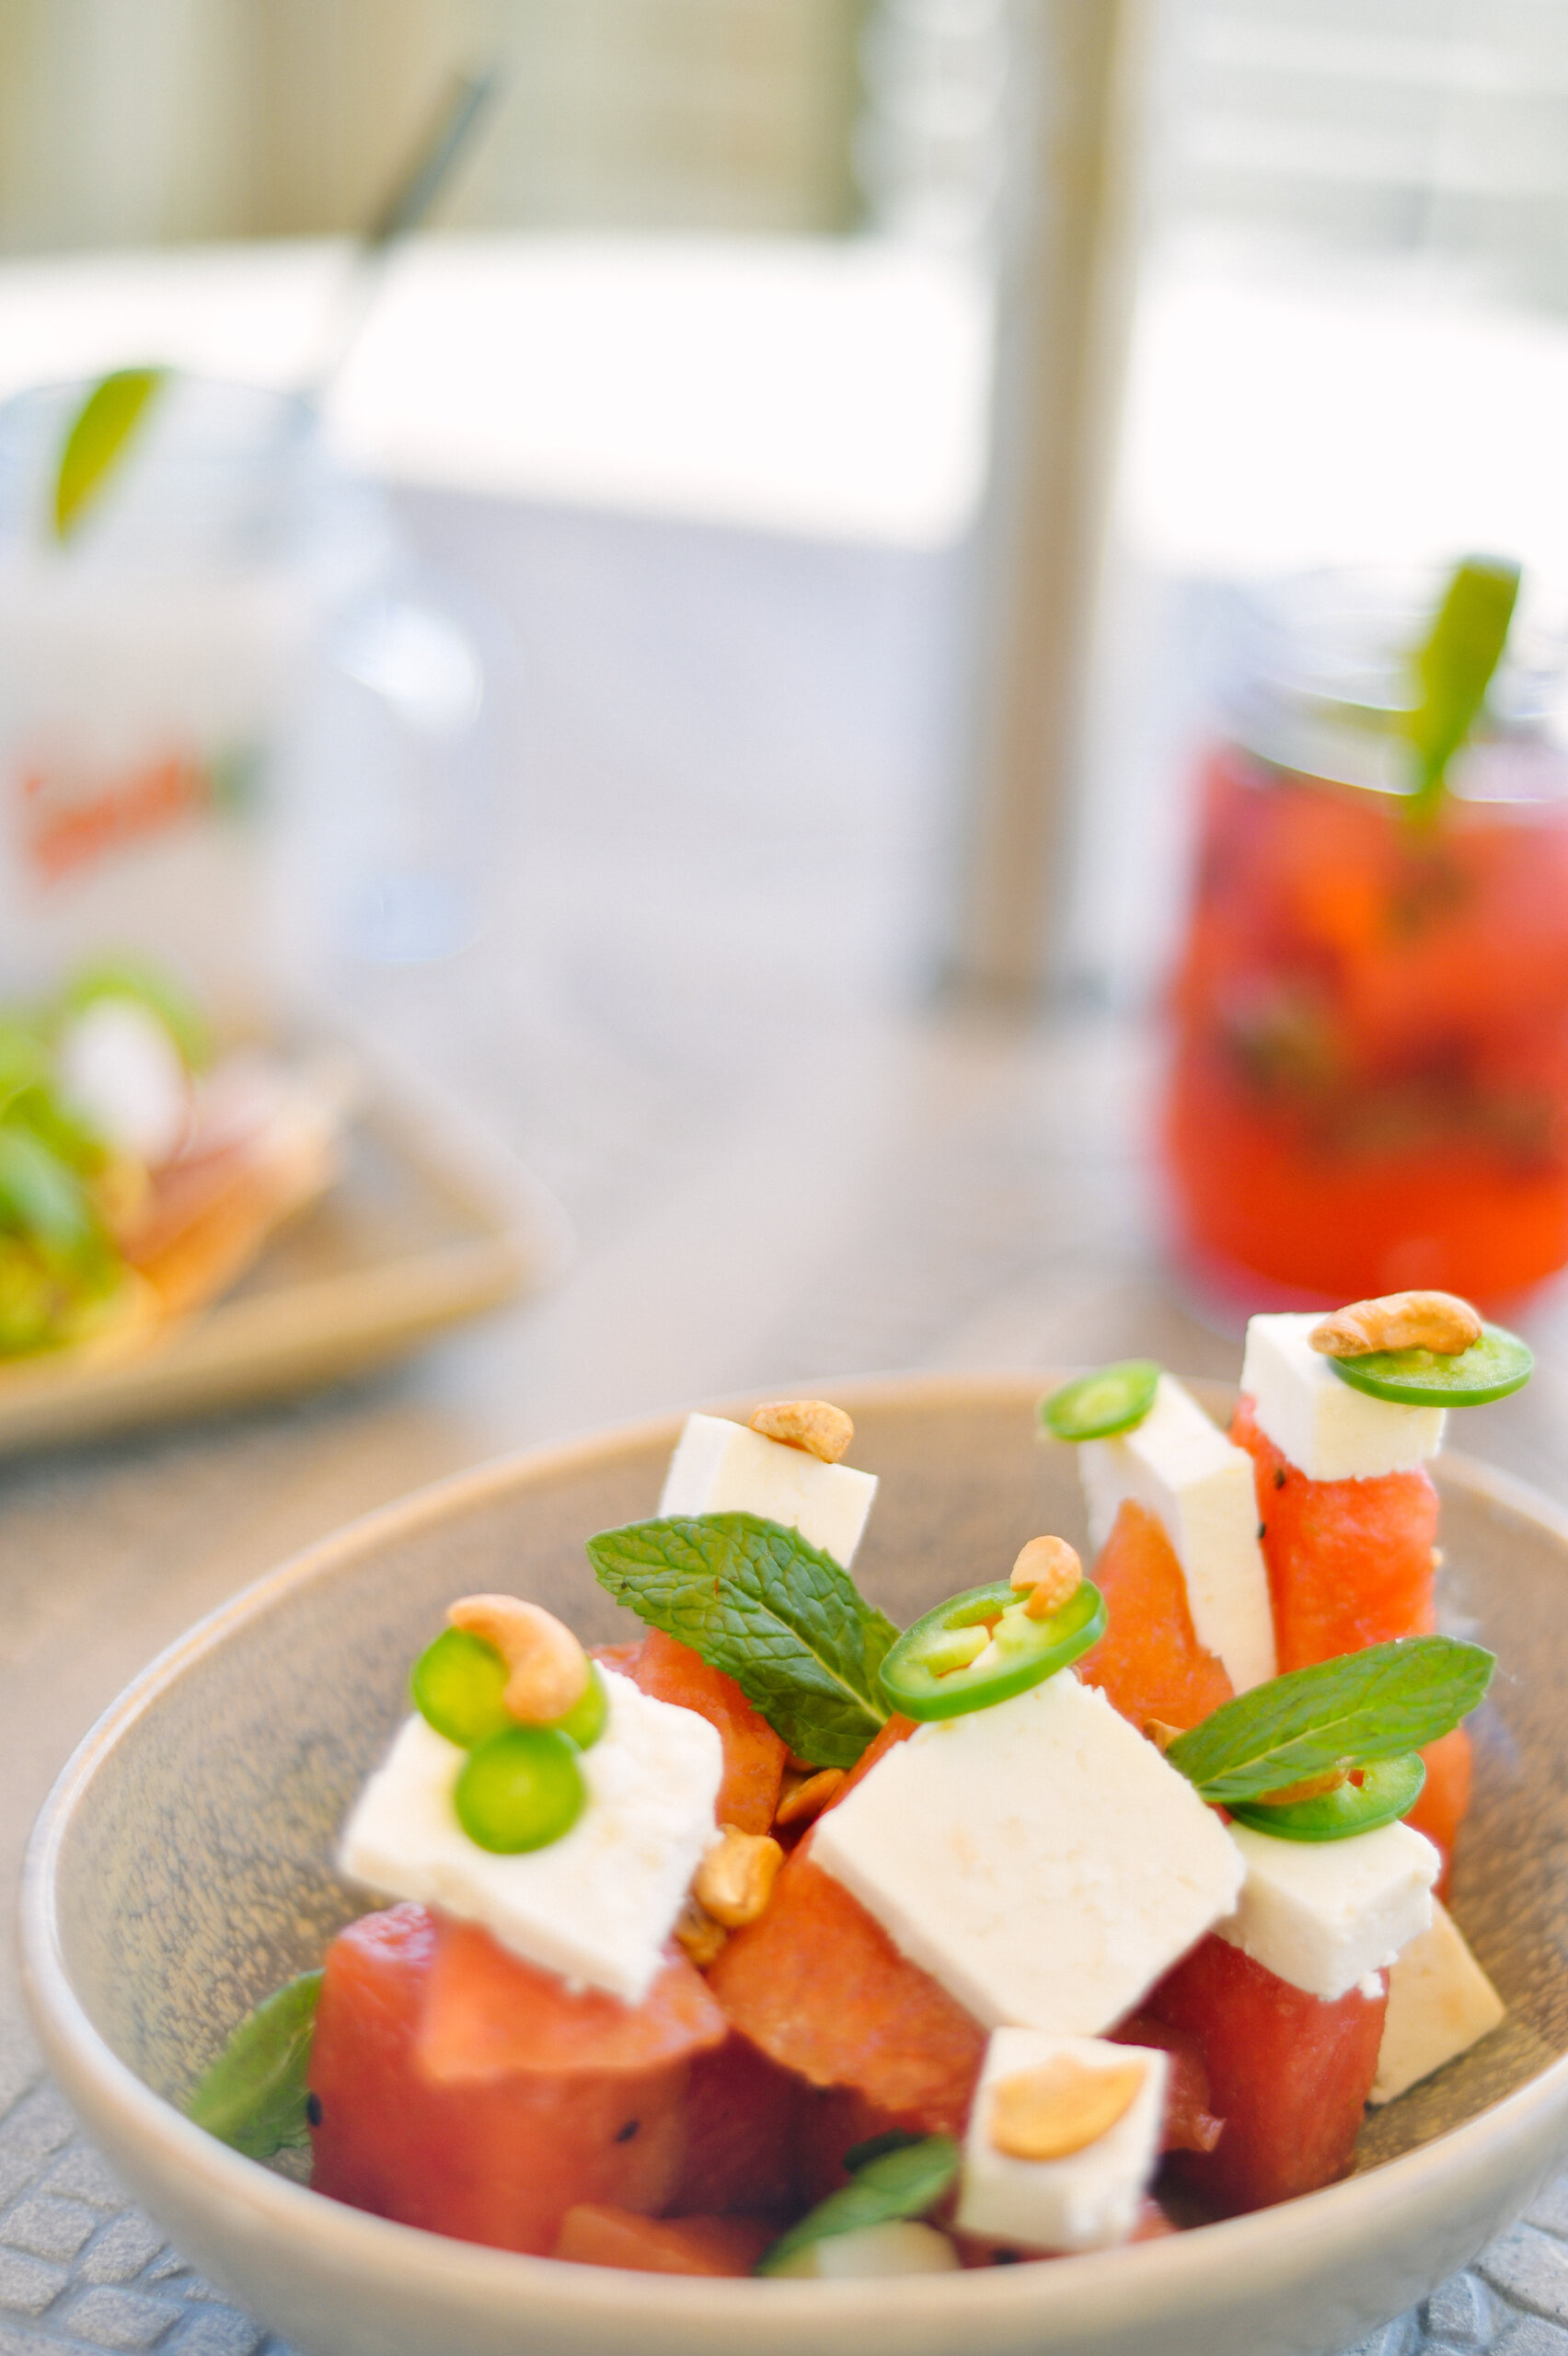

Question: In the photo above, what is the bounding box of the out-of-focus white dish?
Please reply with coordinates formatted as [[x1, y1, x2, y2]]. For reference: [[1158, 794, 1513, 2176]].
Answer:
[[19, 1375, 1568, 2356]]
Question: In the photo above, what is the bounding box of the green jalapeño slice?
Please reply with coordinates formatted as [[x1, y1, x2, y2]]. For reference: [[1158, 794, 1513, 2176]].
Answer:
[[1228, 1752, 1426, 1843], [455, 1726, 585, 1853], [1328, 1322, 1532, 1408], [1040, 1360, 1160, 1442], [550, 1662, 609, 1752], [411, 1627, 513, 1749], [879, 1576, 1106, 1721]]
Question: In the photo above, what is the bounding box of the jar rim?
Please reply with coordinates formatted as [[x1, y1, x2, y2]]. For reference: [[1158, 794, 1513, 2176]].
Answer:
[[1218, 564, 1568, 802]]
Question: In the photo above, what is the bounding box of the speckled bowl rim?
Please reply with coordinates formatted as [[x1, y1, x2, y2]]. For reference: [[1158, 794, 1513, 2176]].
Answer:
[[19, 1371, 1568, 2352]]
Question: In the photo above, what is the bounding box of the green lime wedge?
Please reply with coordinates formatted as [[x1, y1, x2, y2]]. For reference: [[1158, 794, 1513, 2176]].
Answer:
[[53, 367, 167, 542], [1039, 1360, 1160, 1442], [1328, 1322, 1532, 1407]]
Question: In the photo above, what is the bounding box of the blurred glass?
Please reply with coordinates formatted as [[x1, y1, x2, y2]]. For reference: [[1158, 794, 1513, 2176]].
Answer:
[[1161, 568, 1568, 1308], [0, 374, 493, 1012], [295, 573, 497, 969]]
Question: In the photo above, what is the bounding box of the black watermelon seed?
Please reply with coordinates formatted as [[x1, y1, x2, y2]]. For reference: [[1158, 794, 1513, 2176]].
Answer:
[[306, 2093, 323, 2127], [1274, 1467, 1286, 1489], [615, 2119, 640, 2142]]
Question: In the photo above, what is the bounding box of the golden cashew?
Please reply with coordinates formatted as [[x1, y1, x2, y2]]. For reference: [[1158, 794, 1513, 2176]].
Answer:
[[446, 1593, 589, 1725], [695, 1826, 784, 1928], [1009, 1535, 1083, 1620], [1258, 1762, 1351, 1807], [774, 1767, 847, 1828], [1309, 1290, 1482, 1359], [674, 1898, 729, 1969], [990, 2056, 1147, 2161], [748, 1399, 855, 1464]]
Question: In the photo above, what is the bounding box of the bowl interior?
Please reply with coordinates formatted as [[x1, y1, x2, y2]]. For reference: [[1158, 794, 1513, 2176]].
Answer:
[[43, 1377, 1568, 2186]]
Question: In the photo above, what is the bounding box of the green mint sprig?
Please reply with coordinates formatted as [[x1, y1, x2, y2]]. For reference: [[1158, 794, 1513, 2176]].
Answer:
[[755, 2133, 958, 2276], [586, 1513, 896, 1769], [185, 1969, 322, 2161], [1166, 1635, 1493, 1804], [1405, 556, 1520, 825], [52, 367, 167, 543]]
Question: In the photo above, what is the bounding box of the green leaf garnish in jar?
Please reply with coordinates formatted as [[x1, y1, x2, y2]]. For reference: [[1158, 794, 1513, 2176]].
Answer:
[[1039, 1360, 1160, 1442], [879, 1536, 1105, 1721], [52, 366, 167, 542], [1228, 1751, 1426, 1842], [1404, 555, 1520, 825]]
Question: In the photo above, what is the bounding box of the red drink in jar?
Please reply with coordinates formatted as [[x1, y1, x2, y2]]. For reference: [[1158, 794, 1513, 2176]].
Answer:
[[1163, 571, 1568, 1306]]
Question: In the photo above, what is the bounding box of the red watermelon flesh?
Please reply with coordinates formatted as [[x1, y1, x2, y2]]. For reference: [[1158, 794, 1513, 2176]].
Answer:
[[1230, 1393, 1465, 1870], [310, 1906, 725, 2255], [673, 2032, 806, 2215], [553, 2204, 777, 2276], [1110, 2011, 1223, 2154], [596, 1630, 788, 1834], [706, 1839, 986, 2135], [1079, 1499, 1235, 1732], [1146, 1932, 1386, 2214], [1230, 1394, 1438, 1669]]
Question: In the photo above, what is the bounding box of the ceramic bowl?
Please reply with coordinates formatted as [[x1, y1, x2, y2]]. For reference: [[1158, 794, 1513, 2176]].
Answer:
[[20, 1374, 1568, 2356]]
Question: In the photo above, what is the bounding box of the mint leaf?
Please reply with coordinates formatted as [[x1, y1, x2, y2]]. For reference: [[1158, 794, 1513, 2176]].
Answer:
[[1406, 556, 1519, 823], [586, 1513, 895, 1768], [755, 2134, 959, 2275], [1166, 1635, 1493, 1804], [186, 1969, 322, 2160], [53, 368, 166, 542]]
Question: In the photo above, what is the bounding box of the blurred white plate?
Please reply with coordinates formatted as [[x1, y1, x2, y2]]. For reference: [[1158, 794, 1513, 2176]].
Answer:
[[0, 1040, 569, 1453]]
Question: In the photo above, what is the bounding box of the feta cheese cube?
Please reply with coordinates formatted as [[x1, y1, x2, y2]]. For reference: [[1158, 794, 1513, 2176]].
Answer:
[[1242, 1313, 1447, 1483], [659, 1413, 877, 1567], [1368, 1899, 1505, 2105], [955, 2029, 1168, 2252], [1079, 1373, 1276, 1692], [811, 1671, 1243, 2033], [1216, 1819, 1440, 2001], [340, 1669, 723, 2004], [770, 2223, 961, 2278]]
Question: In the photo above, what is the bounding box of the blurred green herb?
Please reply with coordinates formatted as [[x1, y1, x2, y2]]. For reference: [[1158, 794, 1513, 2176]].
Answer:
[[755, 2134, 959, 2276], [186, 1970, 323, 2160], [1405, 557, 1520, 825], [52, 367, 167, 542]]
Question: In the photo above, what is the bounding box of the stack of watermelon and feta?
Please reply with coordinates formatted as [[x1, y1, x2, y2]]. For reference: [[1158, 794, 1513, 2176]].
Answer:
[[187, 1297, 1523, 2279]]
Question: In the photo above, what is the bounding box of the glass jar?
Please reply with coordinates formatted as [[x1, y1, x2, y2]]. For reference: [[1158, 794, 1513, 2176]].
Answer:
[[1161, 569, 1568, 1308]]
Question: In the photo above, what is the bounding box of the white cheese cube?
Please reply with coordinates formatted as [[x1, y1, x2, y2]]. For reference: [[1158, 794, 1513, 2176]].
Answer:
[[811, 1672, 1243, 2033], [1079, 1374, 1276, 1692], [955, 2029, 1167, 2253], [770, 2223, 960, 2278], [340, 1669, 723, 2004], [659, 1413, 877, 1567], [1368, 1900, 1505, 2105], [1216, 1819, 1439, 2001], [1241, 1313, 1447, 1483]]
